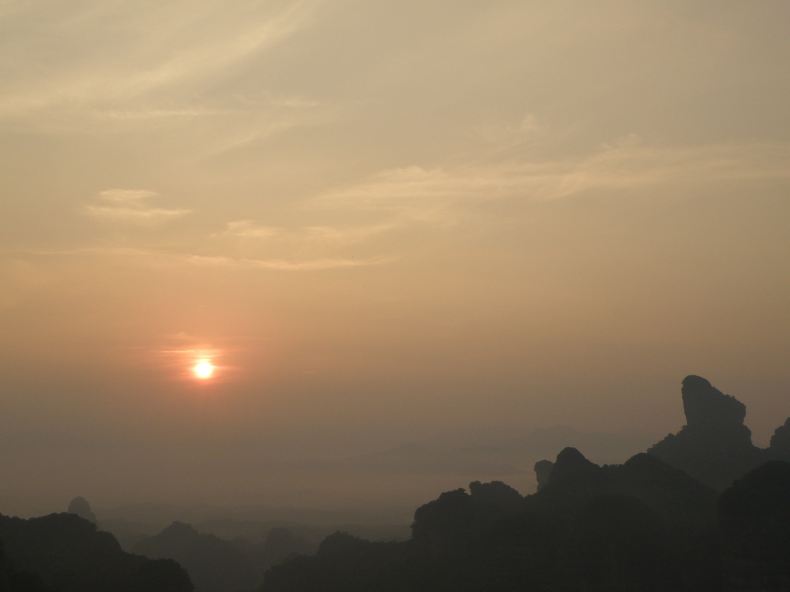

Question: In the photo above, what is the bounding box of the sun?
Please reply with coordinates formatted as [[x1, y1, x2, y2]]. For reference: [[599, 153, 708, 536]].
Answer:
[[192, 358, 215, 380]]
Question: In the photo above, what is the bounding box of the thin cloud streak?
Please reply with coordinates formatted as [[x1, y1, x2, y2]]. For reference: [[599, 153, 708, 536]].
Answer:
[[5, 246, 394, 273], [313, 140, 790, 216], [83, 189, 191, 225], [0, 0, 321, 118], [217, 220, 397, 246], [185, 254, 395, 271]]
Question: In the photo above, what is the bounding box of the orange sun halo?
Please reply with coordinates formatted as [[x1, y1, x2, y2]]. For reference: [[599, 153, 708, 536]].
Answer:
[[192, 359, 216, 380]]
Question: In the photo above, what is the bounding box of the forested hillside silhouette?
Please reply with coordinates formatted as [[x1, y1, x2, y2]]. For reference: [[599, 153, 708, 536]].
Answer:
[[261, 376, 790, 591], [0, 513, 192, 592]]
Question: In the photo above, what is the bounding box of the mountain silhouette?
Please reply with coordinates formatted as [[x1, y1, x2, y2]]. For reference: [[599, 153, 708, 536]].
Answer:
[[133, 521, 257, 592], [262, 449, 725, 591], [647, 375, 790, 490], [4, 374, 788, 592], [231, 526, 314, 581], [0, 513, 192, 592], [769, 418, 790, 458], [261, 375, 790, 591]]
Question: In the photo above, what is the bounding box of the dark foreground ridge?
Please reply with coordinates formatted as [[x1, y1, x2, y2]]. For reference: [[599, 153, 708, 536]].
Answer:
[[261, 376, 790, 592], [0, 512, 192, 592]]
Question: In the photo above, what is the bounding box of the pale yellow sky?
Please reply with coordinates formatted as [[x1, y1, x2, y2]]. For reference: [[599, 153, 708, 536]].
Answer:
[[1, 0, 789, 515]]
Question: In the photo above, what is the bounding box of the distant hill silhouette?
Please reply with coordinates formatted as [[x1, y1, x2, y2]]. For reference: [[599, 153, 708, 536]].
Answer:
[[0, 513, 192, 592], [133, 521, 257, 592], [261, 375, 790, 591], [232, 527, 314, 580], [131, 520, 314, 592], [66, 497, 96, 526]]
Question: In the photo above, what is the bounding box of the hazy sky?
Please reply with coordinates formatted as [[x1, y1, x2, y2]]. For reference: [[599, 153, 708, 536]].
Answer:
[[1, 0, 789, 516]]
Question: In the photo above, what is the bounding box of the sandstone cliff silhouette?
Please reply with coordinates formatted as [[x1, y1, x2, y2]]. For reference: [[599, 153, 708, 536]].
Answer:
[[262, 448, 728, 591], [261, 375, 790, 592], [647, 375, 789, 490]]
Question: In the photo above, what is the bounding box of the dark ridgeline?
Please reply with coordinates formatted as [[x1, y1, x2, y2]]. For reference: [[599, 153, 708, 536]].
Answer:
[[132, 521, 257, 592], [261, 375, 790, 592], [130, 521, 313, 592], [0, 513, 192, 592], [2, 375, 789, 591]]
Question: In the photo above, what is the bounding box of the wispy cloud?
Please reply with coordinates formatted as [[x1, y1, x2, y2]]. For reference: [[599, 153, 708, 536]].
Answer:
[[312, 139, 790, 222], [7, 246, 393, 273], [221, 220, 281, 239], [0, 1, 321, 119], [217, 220, 396, 246], [84, 189, 191, 225], [185, 254, 393, 271]]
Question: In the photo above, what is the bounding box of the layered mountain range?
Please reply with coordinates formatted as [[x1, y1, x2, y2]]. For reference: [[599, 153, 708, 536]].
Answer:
[[2, 376, 788, 591]]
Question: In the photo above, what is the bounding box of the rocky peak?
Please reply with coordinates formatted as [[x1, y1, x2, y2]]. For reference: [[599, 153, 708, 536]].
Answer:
[[468, 480, 522, 511], [547, 447, 600, 488], [648, 376, 762, 490], [681, 375, 746, 430]]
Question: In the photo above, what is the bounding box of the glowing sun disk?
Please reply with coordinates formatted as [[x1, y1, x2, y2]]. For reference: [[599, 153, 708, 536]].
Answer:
[[192, 359, 215, 380]]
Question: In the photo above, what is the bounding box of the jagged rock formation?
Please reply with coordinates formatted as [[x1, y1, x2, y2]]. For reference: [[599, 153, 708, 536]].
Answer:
[[681, 375, 746, 429], [648, 376, 765, 490], [67, 496, 97, 525], [769, 418, 790, 457], [545, 447, 601, 488], [0, 513, 192, 592], [263, 452, 720, 591], [536, 447, 717, 532], [261, 375, 790, 592], [133, 521, 257, 592], [411, 480, 522, 552]]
